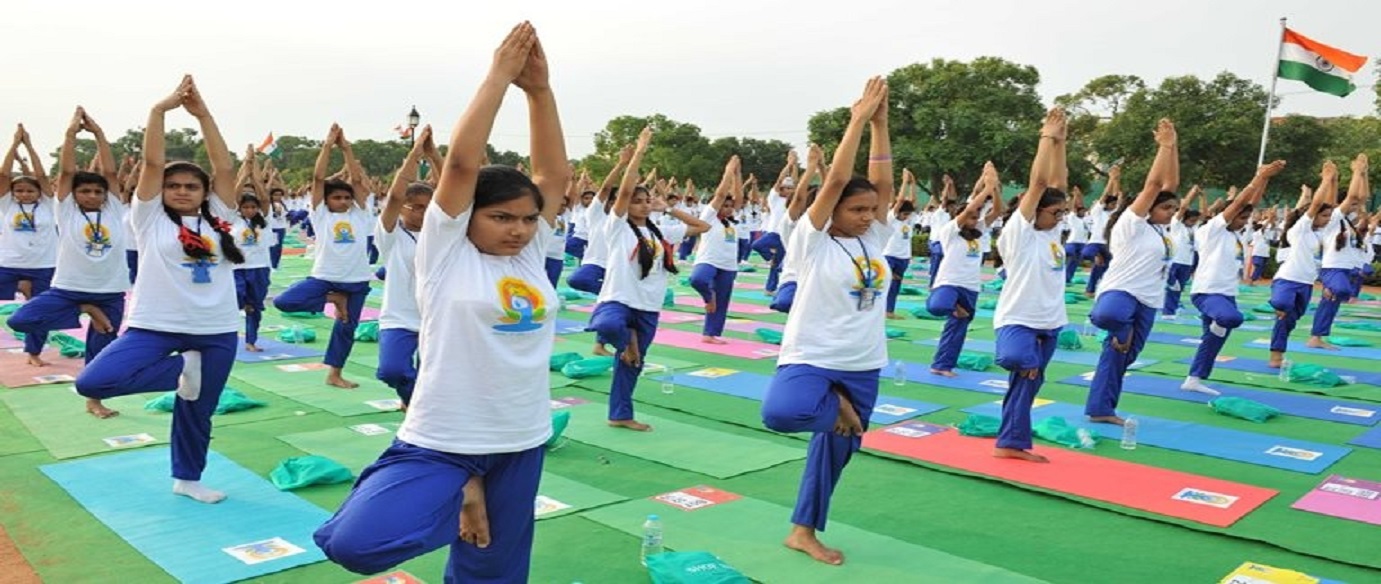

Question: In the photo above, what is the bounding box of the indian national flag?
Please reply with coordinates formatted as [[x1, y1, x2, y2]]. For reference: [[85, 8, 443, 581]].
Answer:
[[257, 133, 280, 158], [1278, 28, 1366, 97]]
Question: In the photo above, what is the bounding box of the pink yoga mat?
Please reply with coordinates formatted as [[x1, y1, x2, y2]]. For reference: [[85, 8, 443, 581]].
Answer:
[[324, 304, 382, 321], [0, 350, 84, 388], [673, 297, 772, 315], [566, 305, 704, 324], [735, 282, 766, 291], [0, 329, 22, 350], [722, 320, 783, 335], [1290, 475, 1381, 526], [651, 328, 780, 359]]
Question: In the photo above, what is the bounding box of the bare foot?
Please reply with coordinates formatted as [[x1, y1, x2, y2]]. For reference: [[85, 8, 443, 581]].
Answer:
[[80, 303, 114, 334], [1088, 415, 1126, 426], [702, 336, 728, 345], [326, 291, 349, 322], [592, 343, 614, 357], [608, 419, 653, 431], [1084, 290, 1095, 299], [85, 398, 119, 419], [16, 279, 32, 300], [1305, 336, 1339, 351], [929, 368, 957, 378], [832, 387, 864, 437], [994, 447, 1050, 463], [458, 476, 491, 548], [1267, 351, 1285, 368], [784, 525, 844, 566], [325, 367, 360, 389], [1109, 334, 1131, 354], [620, 328, 642, 369], [704, 299, 718, 314], [25, 354, 49, 367], [245, 343, 262, 352], [885, 312, 904, 320], [953, 305, 971, 319]]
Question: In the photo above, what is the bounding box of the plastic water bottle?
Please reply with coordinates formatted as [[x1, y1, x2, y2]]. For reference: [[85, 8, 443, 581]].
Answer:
[[1277, 358, 1293, 382], [1076, 428, 1096, 449], [1120, 417, 1138, 450], [893, 360, 907, 386], [661, 376, 675, 395], [639, 514, 664, 566]]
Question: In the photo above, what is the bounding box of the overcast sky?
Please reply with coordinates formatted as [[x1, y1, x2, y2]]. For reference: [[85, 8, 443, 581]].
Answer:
[[6, 0, 1376, 164]]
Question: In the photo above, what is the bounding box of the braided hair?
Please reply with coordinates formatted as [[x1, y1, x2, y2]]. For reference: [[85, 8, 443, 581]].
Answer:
[[1336, 215, 1362, 252], [627, 218, 677, 279], [162, 162, 245, 265]]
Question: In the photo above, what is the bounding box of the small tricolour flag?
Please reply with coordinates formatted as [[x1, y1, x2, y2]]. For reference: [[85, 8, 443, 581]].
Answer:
[[257, 133, 280, 158], [1278, 28, 1367, 97]]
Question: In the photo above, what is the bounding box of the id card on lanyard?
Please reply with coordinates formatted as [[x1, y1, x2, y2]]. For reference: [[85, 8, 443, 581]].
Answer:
[[830, 236, 877, 311]]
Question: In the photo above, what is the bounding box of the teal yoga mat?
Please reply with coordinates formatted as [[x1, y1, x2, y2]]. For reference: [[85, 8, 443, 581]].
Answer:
[[40, 448, 329, 584], [916, 337, 1159, 369]]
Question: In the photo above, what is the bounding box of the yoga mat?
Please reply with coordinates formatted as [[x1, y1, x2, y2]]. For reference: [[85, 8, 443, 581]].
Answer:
[[1055, 373, 1380, 427], [555, 318, 589, 335], [583, 490, 1048, 583], [278, 425, 626, 519], [1245, 338, 1381, 360], [323, 304, 382, 321], [639, 356, 702, 372], [900, 365, 1010, 396], [673, 296, 773, 315], [658, 368, 947, 425], [650, 328, 780, 360], [963, 401, 1351, 475], [561, 401, 803, 478], [229, 363, 404, 416], [40, 448, 329, 584], [916, 338, 1159, 370], [234, 338, 325, 363], [0, 328, 23, 349], [0, 350, 84, 388], [1290, 475, 1381, 526], [862, 422, 1276, 527], [1142, 331, 1206, 348], [566, 304, 704, 324], [1173, 355, 1381, 388], [721, 319, 783, 335], [0, 526, 40, 584], [1348, 426, 1381, 449]]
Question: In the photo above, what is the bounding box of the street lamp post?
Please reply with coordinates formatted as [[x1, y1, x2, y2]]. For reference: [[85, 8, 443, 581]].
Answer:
[[407, 105, 420, 147]]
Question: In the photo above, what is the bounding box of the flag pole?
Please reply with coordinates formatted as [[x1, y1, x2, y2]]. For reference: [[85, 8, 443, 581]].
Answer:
[[1256, 17, 1288, 166]]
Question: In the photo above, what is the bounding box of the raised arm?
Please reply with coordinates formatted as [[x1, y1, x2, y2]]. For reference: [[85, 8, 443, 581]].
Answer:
[[1128, 119, 1178, 217], [1176, 185, 1201, 220], [1020, 107, 1068, 222], [773, 150, 798, 195], [597, 146, 632, 204], [57, 109, 84, 200], [181, 77, 236, 207], [809, 77, 887, 230], [1340, 154, 1369, 215], [18, 127, 51, 196], [982, 162, 1005, 224], [1309, 162, 1338, 218], [0, 128, 20, 194], [1223, 161, 1285, 224], [311, 125, 340, 209], [514, 33, 571, 226], [337, 131, 370, 208], [707, 155, 737, 213], [867, 88, 894, 220], [380, 126, 429, 233], [137, 76, 194, 201], [85, 111, 119, 192], [611, 127, 652, 218], [788, 144, 823, 222]]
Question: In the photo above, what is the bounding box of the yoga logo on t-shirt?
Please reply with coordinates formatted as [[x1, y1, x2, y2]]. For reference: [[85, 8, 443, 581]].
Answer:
[[10, 212, 36, 232], [1048, 242, 1065, 271], [241, 227, 260, 247], [723, 225, 736, 242], [965, 239, 981, 258], [83, 223, 112, 255], [493, 276, 549, 333], [181, 233, 219, 284], [554, 216, 566, 237], [848, 257, 887, 294], [331, 221, 356, 244]]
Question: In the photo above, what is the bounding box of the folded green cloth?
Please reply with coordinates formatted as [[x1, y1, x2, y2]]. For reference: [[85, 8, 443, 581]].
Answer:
[[1033, 416, 1095, 448], [550, 352, 583, 371], [978, 299, 998, 310], [663, 288, 675, 308], [1286, 363, 1343, 387], [1337, 321, 1381, 331], [740, 266, 757, 273], [957, 414, 1000, 437], [353, 321, 379, 342], [270, 455, 354, 490], [50, 332, 86, 358], [144, 387, 267, 415], [756, 328, 783, 345], [956, 352, 992, 372], [1251, 303, 1276, 314], [647, 551, 749, 584], [1328, 336, 1373, 347], [899, 285, 924, 296], [0, 304, 18, 316], [981, 280, 1005, 292], [277, 326, 317, 344], [1063, 292, 1085, 304], [884, 327, 906, 339], [908, 306, 945, 320], [1240, 312, 1258, 321], [1056, 329, 1083, 350], [561, 356, 615, 379], [547, 410, 571, 448], [280, 311, 322, 319], [1071, 276, 1088, 285], [1209, 396, 1281, 423]]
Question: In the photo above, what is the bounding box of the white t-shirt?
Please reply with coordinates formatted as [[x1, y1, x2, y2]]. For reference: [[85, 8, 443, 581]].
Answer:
[[993, 213, 1068, 331], [571, 203, 593, 240], [1190, 215, 1244, 297], [376, 218, 420, 331], [398, 204, 556, 454], [1096, 213, 1172, 308], [0, 194, 58, 268], [1086, 205, 1112, 245], [232, 217, 277, 270], [1275, 213, 1324, 284], [1250, 227, 1271, 258], [929, 209, 952, 236], [309, 202, 374, 282], [581, 203, 612, 267], [126, 195, 240, 334], [1169, 217, 1197, 265], [1065, 213, 1090, 244], [52, 194, 128, 293], [598, 214, 688, 312], [266, 202, 289, 231], [931, 220, 984, 292], [692, 207, 739, 271], [778, 219, 893, 371], [778, 217, 803, 286], [883, 212, 915, 259], [765, 191, 789, 234], [1321, 209, 1359, 270], [738, 205, 762, 235], [546, 212, 569, 261]]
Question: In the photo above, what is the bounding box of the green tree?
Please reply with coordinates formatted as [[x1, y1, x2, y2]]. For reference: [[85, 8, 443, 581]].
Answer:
[[584, 114, 722, 186], [1261, 115, 1329, 204], [1321, 116, 1381, 201], [708, 136, 794, 190], [1056, 75, 1147, 189]]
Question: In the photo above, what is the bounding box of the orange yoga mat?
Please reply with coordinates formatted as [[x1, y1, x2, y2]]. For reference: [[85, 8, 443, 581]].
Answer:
[[862, 422, 1277, 527], [0, 350, 84, 388]]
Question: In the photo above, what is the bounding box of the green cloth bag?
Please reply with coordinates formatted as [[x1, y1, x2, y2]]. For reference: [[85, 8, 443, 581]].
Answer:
[[957, 414, 1000, 437], [50, 332, 86, 358], [1209, 396, 1281, 423], [561, 356, 615, 379], [546, 410, 571, 448], [646, 551, 750, 584], [663, 288, 675, 308], [144, 387, 267, 415], [755, 328, 783, 345], [0, 303, 18, 316], [1360, 293, 1378, 301], [1328, 336, 1373, 347], [908, 306, 945, 320], [353, 321, 379, 342], [1071, 276, 1088, 285], [740, 266, 757, 273], [1251, 303, 1276, 314], [884, 327, 906, 339], [1286, 363, 1343, 387], [1337, 321, 1381, 332], [1063, 292, 1085, 304], [1240, 312, 1258, 321], [1032, 416, 1092, 448], [550, 352, 583, 371], [1056, 329, 1083, 350], [981, 280, 1005, 292], [280, 311, 322, 319], [956, 352, 992, 371], [899, 285, 924, 296], [977, 298, 998, 310], [269, 455, 354, 491], [277, 326, 317, 344]]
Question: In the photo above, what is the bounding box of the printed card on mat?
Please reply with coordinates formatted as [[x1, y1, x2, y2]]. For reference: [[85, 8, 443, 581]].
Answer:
[[1218, 561, 1319, 584], [222, 537, 306, 565], [277, 362, 329, 373], [1265, 446, 1322, 461], [534, 495, 572, 517], [33, 374, 75, 384], [873, 403, 917, 416], [883, 421, 949, 439], [687, 368, 738, 379], [1328, 406, 1375, 418], [365, 399, 403, 411], [102, 433, 157, 448], [1172, 488, 1239, 509], [350, 423, 394, 436], [654, 486, 743, 512], [550, 397, 589, 409], [355, 570, 427, 584], [1316, 476, 1381, 500]]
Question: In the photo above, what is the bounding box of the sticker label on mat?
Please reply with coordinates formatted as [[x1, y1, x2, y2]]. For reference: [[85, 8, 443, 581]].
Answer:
[[1265, 446, 1322, 461], [350, 424, 393, 436], [979, 379, 1010, 389], [1318, 477, 1381, 500], [654, 486, 742, 511], [1218, 561, 1318, 584], [364, 399, 403, 411], [222, 537, 306, 565], [874, 404, 917, 416], [33, 374, 75, 384], [688, 368, 738, 378], [534, 495, 572, 517], [355, 570, 425, 584], [1172, 488, 1239, 509], [277, 362, 329, 373], [550, 397, 589, 409], [102, 433, 157, 448], [1328, 406, 1375, 418], [883, 421, 948, 439], [992, 398, 1051, 408]]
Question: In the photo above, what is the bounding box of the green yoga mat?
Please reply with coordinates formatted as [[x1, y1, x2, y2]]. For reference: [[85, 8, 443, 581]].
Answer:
[[0, 385, 304, 459], [561, 402, 802, 479], [278, 425, 625, 519], [229, 363, 404, 416], [582, 495, 1047, 583]]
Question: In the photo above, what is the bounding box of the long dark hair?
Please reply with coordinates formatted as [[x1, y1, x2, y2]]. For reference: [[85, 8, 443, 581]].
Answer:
[[1104, 191, 1176, 242], [239, 194, 267, 230], [627, 219, 677, 279], [1336, 215, 1362, 251], [1283, 203, 1334, 244], [163, 162, 245, 265]]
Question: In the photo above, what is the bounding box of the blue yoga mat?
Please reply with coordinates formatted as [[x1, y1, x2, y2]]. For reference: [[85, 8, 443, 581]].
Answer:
[[1349, 426, 1381, 449], [41, 448, 329, 583], [1172, 356, 1381, 390], [1056, 373, 1379, 427], [234, 338, 325, 363], [900, 364, 1010, 396], [1244, 338, 1381, 360], [962, 401, 1351, 474], [659, 370, 947, 425], [896, 302, 994, 319], [916, 338, 1158, 370], [1153, 313, 1272, 331], [1142, 331, 1207, 348], [555, 319, 589, 335]]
